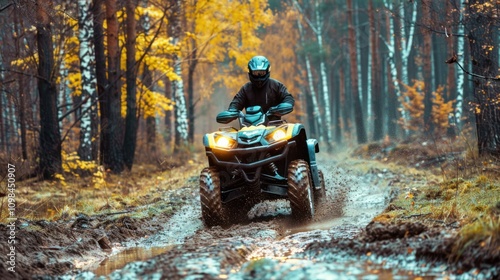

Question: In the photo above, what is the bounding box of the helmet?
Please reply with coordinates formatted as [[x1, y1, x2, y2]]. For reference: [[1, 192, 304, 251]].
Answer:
[[248, 55, 270, 88]]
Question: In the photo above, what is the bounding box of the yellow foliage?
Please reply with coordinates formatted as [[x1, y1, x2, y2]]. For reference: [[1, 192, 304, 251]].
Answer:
[[400, 80, 425, 131], [61, 150, 98, 178], [400, 80, 455, 136], [92, 168, 106, 189], [432, 86, 455, 135], [120, 76, 174, 118], [53, 173, 67, 186], [185, 0, 274, 94]]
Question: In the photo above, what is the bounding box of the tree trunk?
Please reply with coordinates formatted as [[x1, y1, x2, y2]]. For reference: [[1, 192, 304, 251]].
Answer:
[[18, 75, 28, 160], [465, 1, 500, 156], [383, 8, 397, 139], [334, 68, 342, 144], [92, 0, 107, 163], [36, 0, 62, 179], [103, 0, 124, 172], [383, 0, 405, 137], [399, 1, 417, 88], [143, 65, 156, 156], [123, 0, 138, 170], [347, 0, 367, 144], [171, 0, 188, 152], [77, 0, 98, 161], [296, 17, 323, 140], [164, 76, 172, 147], [314, 1, 332, 150], [421, 0, 434, 135], [187, 48, 197, 144], [369, 0, 383, 141], [445, 0, 456, 137], [455, 0, 465, 128]]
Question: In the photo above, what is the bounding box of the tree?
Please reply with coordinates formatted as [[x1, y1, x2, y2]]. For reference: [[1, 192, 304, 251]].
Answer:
[[170, 0, 188, 151], [369, 0, 383, 141], [77, 0, 98, 161], [347, 0, 367, 144], [102, 0, 124, 172], [36, 0, 62, 178], [123, 0, 139, 170], [464, 1, 500, 156], [296, 12, 323, 139], [454, 0, 466, 126], [421, 0, 434, 135], [383, 0, 405, 137]]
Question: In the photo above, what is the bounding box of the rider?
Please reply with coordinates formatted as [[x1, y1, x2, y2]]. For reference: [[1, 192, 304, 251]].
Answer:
[[227, 55, 295, 119]]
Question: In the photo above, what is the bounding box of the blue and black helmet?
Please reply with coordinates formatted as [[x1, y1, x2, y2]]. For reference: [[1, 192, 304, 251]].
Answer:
[[248, 55, 270, 88]]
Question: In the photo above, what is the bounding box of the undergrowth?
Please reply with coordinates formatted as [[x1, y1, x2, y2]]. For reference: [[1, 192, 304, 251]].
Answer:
[[359, 134, 500, 263], [0, 155, 204, 223]]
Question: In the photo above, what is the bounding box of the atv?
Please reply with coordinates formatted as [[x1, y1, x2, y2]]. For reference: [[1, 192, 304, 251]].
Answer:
[[199, 103, 325, 227]]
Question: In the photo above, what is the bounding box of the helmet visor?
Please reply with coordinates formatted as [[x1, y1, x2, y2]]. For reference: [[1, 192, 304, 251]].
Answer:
[[251, 70, 267, 77]]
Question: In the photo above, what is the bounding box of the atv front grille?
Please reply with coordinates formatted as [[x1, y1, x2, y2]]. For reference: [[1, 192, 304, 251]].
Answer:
[[206, 140, 296, 170]]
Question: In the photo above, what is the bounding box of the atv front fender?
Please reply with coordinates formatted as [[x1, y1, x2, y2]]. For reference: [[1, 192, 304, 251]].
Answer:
[[307, 139, 321, 188]]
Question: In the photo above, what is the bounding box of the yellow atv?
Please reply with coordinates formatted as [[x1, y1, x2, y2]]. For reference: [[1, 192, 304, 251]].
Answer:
[[200, 104, 325, 227]]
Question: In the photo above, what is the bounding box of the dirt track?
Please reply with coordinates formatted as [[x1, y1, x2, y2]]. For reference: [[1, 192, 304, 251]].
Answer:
[[2, 157, 498, 279], [72, 158, 496, 279]]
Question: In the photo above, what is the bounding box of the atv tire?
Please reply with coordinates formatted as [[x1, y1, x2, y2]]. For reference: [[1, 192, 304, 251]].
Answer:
[[287, 160, 314, 221], [314, 170, 326, 205], [200, 167, 227, 227]]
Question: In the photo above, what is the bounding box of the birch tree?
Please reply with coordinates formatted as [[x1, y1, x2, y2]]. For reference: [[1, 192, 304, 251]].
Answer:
[[383, 0, 406, 135], [77, 0, 98, 161], [314, 0, 332, 148], [454, 0, 465, 127], [399, 0, 417, 88], [297, 17, 322, 139], [293, 0, 331, 147], [170, 0, 188, 151]]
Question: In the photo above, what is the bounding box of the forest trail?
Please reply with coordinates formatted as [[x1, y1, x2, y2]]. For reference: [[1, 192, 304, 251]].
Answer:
[[78, 158, 492, 279], [2, 154, 496, 279]]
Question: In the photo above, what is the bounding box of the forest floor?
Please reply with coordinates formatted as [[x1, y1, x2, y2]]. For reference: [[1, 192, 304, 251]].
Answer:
[[0, 136, 499, 279]]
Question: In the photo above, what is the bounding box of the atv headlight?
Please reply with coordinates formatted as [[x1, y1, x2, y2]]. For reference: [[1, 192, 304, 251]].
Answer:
[[267, 128, 288, 143], [215, 136, 235, 148]]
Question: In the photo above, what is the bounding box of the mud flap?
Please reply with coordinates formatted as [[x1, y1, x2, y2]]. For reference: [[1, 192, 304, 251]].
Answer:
[[306, 139, 320, 188]]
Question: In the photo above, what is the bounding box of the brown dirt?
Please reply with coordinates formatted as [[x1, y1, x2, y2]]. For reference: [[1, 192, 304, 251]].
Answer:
[[1, 138, 498, 279], [0, 212, 167, 279]]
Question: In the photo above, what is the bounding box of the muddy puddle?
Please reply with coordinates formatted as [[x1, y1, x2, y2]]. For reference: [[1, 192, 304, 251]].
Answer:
[[93, 246, 172, 276], [69, 161, 490, 279]]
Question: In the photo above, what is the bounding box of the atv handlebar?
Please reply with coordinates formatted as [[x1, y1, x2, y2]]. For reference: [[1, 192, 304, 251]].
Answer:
[[216, 109, 240, 124], [267, 103, 293, 117], [216, 103, 293, 125]]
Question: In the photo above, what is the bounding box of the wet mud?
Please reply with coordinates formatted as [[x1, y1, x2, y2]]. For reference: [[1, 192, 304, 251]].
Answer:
[[1, 158, 498, 279]]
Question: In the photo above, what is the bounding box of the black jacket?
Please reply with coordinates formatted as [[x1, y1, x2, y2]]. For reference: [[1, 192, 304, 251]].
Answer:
[[228, 78, 294, 113]]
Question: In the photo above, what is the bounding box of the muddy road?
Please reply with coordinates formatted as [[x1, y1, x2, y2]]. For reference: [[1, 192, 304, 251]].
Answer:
[[67, 159, 494, 279]]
